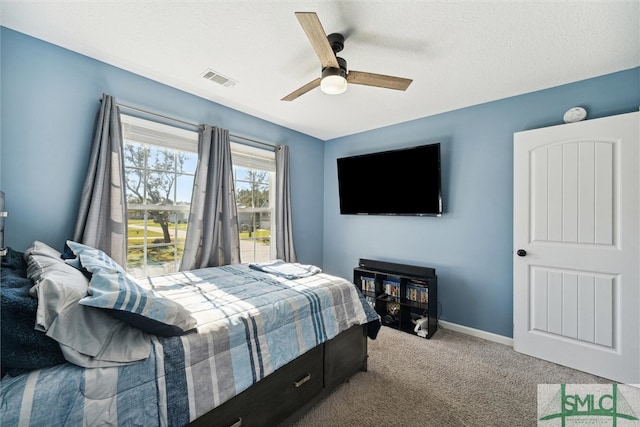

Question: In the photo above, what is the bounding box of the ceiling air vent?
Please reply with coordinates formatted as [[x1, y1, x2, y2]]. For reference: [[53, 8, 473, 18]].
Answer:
[[201, 69, 237, 88]]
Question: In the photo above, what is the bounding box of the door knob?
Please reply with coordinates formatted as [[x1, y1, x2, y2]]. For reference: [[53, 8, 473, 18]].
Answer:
[[517, 249, 527, 257]]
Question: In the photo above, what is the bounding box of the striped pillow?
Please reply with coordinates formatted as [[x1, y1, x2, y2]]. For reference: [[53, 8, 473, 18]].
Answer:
[[65, 241, 197, 337]]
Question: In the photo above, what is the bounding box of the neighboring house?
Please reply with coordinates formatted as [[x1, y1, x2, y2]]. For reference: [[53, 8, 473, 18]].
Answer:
[[1, 26, 638, 341]]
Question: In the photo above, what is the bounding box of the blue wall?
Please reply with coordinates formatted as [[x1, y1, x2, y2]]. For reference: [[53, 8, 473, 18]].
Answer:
[[2, 27, 638, 338], [323, 67, 639, 338], [0, 28, 325, 265]]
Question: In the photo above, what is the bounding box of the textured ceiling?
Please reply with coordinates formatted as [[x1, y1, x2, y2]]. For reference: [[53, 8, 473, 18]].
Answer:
[[1, 1, 638, 140]]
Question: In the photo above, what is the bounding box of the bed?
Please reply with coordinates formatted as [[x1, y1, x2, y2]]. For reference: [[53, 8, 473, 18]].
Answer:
[[1, 241, 380, 426]]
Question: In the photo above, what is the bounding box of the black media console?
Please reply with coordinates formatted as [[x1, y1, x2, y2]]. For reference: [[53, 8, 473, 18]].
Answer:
[[354, 258, 438, 338]]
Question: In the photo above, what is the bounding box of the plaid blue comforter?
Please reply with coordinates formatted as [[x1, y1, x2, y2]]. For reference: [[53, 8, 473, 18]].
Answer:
[[1, 264, 380, 426]]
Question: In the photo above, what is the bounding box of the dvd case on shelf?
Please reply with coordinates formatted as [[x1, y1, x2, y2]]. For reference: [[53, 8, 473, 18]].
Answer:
[[383, 279, 400, 298], [406, 283, 428, 303], [360, 276, 376, 293], [406, 285, 418, 302], [420, 288, 429, 303]]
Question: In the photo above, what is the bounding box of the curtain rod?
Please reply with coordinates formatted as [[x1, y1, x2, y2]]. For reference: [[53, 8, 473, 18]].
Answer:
[[111, 100, 279, 151]]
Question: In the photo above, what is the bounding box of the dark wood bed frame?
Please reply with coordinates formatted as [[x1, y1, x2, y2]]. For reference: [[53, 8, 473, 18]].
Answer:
[[188, 323, 369, 427]]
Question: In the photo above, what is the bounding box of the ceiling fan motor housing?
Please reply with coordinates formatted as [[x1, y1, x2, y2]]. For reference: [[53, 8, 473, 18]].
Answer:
[[322, 56, 347, 80]]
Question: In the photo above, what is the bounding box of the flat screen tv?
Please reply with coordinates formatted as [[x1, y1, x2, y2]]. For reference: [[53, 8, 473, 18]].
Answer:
[[337, 143, 442, 216]]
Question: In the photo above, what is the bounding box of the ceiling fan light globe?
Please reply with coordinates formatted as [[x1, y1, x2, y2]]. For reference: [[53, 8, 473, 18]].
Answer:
[[321, 75, 348, 95]]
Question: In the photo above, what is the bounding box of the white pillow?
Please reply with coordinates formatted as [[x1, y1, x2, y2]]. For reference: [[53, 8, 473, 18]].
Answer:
[[47, 302, 151, 366], [24, 241, 151, 366], [24, 241, 87, 332], [24, 240, 64, 284]]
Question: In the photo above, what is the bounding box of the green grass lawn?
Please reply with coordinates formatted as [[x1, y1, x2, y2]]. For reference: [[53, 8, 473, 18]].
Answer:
[[126, 222, 270, 268]]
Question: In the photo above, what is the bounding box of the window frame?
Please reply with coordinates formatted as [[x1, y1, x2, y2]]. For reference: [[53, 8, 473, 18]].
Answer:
[[120, 114, 278, 274], [121, 114, 198, 277], [230, 140, 277, 263]]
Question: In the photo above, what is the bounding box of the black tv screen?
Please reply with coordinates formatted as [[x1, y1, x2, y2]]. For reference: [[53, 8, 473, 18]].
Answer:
[[337, 143, 442, 216]]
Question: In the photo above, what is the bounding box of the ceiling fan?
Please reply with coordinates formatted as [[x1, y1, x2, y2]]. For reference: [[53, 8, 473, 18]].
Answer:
[[281, 12, 413, 101]]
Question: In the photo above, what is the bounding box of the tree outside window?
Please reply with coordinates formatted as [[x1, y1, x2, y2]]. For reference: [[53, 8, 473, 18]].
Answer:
[[121, 115, 276, 275], [121, 115, 197, 277]]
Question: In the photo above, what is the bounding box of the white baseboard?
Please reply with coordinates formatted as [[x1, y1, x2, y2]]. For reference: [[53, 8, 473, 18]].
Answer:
[[438, 320, 514, 347]]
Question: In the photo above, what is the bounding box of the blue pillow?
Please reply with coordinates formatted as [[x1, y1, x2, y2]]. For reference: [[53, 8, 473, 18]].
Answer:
[[65, 241, 197, 337]]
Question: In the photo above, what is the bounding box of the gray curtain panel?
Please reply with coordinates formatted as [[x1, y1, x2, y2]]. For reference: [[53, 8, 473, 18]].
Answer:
[[180, 125, 240, 270], [275, 145, 297, 262], [73, 95, 128, 266]]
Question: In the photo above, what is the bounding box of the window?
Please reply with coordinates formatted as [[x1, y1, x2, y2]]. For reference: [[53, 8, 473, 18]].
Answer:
[[121, 115, 276, 276], [121, 115, 198, 277], [231, 142, 276, 263]]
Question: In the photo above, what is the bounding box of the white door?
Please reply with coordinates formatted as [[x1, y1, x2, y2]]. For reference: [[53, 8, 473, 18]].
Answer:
[[513, 111, 639, 384]]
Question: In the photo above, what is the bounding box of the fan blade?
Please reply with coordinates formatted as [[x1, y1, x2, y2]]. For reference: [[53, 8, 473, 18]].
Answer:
[[281, 78, 321, 101], [295, 12, 339, 69], [347, 71, 413, 91]]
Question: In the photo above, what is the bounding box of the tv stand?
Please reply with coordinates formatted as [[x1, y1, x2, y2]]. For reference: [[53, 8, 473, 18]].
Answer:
[[354, 259, 437, 338]]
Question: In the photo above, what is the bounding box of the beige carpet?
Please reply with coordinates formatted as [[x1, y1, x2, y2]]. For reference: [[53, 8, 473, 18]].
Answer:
[[292, 326, 612, 427]]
